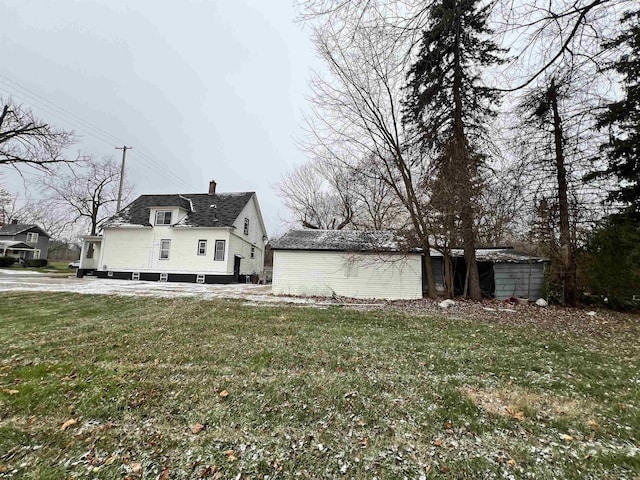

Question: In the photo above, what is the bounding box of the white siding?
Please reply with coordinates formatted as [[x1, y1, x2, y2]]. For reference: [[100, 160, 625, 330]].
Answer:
[[99, 227, 233, 274], [272, 250, 423, 300], [230, 194, 267, 275]]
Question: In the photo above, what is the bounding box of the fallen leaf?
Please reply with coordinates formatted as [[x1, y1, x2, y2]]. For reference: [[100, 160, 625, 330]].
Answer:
[[191, 423, 204, 434], [444, 421, 453, 429], [561, 434, 574, 442], [2, 389, 19, 395], [61, 418, 78, 431], [131, 462, 142, 473], [505, 406, 525, 421], [219, 390, 229, 398], [357, 419, 366, 426], [433, 439, 443, 447], [153, 359, 160, 367], [359, 437, 369, 448], [507, 459, 516, 466], [225, 450, 236, 462], [159, 466, 170, 480], [588, 419, 599, 431]]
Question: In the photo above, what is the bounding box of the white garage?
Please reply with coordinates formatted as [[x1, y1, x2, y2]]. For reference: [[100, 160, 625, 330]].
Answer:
[[271, 230, 423, 300]]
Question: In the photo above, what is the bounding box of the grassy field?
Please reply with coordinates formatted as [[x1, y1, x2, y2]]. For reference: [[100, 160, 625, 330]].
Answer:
[[0, 292, 639, 479]]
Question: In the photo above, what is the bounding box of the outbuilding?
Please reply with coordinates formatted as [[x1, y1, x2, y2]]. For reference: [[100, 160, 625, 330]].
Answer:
[[271, 230, 423, 300], [430, 248, 548, 300]]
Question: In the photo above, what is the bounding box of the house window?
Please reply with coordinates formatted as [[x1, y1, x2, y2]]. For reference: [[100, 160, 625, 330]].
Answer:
[[250, 246, 255, 259], [26, 232, 39, 243], [243, 218, 250, 235], [155, 210, 173, 225], [159, 239, 171, 260], [197, 240, 207, 255], [34, 249, 41, 260], [214, 240, 225, 261]]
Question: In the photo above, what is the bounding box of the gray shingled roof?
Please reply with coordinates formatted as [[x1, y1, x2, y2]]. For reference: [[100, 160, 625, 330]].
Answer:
[[0, 224, 49, 237], [271, 229, 416, 253], [104, 192, 255, 228]]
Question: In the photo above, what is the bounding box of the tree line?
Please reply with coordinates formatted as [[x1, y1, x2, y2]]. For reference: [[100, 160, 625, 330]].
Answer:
[[278, 0, 639, 307]]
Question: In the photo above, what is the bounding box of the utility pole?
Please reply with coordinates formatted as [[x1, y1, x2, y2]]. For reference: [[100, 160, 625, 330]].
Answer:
[[115, 146, 132, 212]]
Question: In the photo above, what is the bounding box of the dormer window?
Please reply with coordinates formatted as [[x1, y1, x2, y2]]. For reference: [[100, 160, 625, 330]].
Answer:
[[155, 211, 172, 225], [243, 217, 250, 235]]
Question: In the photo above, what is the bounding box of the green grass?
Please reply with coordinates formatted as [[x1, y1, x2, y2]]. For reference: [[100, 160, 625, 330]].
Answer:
[[0, 292, 639, 479]]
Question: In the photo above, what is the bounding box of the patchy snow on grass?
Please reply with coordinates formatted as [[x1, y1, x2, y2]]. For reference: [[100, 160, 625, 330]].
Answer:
[[0, 269, 43, 276]]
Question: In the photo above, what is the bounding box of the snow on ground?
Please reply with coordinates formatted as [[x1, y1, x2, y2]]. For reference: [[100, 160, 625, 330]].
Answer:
[[0, 273, 314, 304], [0, 269, 43, 275]]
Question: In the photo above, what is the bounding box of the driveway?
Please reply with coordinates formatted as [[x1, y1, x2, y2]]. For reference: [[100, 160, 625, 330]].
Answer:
[[0, 269, 312, 304]]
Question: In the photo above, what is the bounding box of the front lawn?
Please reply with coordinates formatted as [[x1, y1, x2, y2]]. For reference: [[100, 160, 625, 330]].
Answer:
[[0, 293, 638, 479]]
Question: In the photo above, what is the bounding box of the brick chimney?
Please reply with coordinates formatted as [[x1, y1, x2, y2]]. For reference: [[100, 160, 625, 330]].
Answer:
[[208, 180, 217, 195]]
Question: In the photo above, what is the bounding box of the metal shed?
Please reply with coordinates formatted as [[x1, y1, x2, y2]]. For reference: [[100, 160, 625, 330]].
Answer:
[[430, 248, 548, 300]]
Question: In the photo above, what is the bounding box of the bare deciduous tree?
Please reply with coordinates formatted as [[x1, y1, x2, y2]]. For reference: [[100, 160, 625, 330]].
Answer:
[[0, 98, 76, 174], [300, 13, 440, 297], [38, 156, 133, 236]]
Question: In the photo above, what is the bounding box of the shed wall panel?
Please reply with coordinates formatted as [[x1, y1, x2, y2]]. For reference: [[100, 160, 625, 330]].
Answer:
[[493, 263, 545, 300], [272, 251, 422, 300]]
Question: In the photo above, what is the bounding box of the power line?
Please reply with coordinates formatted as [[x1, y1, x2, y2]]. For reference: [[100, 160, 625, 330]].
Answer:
[[0, 74, 197, 192]]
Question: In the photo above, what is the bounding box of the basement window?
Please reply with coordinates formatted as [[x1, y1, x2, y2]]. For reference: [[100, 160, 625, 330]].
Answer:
[[107, 271, 114, 277], [132, 272, 140, 281], [159, 273, 168, 282], [196, 274, 205, 284]]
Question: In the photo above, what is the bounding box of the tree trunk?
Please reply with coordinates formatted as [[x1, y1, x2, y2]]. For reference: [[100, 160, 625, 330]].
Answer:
[[549, 78, 577, 306], [452, 2, 481, 301]]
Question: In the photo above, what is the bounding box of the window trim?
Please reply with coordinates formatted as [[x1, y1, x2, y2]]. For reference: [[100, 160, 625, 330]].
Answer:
[[159, 239, 171, 260], [197, 239, 207, 256], [243, 217, 250, 235], [250, 246, 255, 259], [214, 240, 225, 261], [132, 272, 140, 280], [26, 232, 39, 243], [155, 210, 173, 225]]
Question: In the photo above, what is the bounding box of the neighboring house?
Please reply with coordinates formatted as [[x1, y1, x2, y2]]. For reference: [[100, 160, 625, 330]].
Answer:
[[0, 223, 50, 260], [429, 248, 548, 300], [271, 229, 423, 300], [78, 181, 268, 283]]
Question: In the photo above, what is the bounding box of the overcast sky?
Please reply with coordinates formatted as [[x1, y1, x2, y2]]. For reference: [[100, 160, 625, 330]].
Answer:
[[0, 0, 320, 236]]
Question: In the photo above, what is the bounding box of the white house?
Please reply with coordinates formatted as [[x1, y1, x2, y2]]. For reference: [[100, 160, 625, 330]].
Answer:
[[78, 181, 268, 283], [271, 230, 423, 300]]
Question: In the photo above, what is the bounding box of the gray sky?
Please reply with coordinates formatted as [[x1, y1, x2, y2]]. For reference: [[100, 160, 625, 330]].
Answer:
[[0, 0, 319, 236]]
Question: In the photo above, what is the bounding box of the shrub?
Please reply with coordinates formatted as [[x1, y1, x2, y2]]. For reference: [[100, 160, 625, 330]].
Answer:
[[582, 213, 640, 310], [25, 259, 48, 268], [0, 256, 16, 267]]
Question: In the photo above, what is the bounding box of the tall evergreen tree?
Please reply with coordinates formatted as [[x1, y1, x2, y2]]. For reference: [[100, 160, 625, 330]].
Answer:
[[403, 0, 503, 300], [597, 9, 640, 217]]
